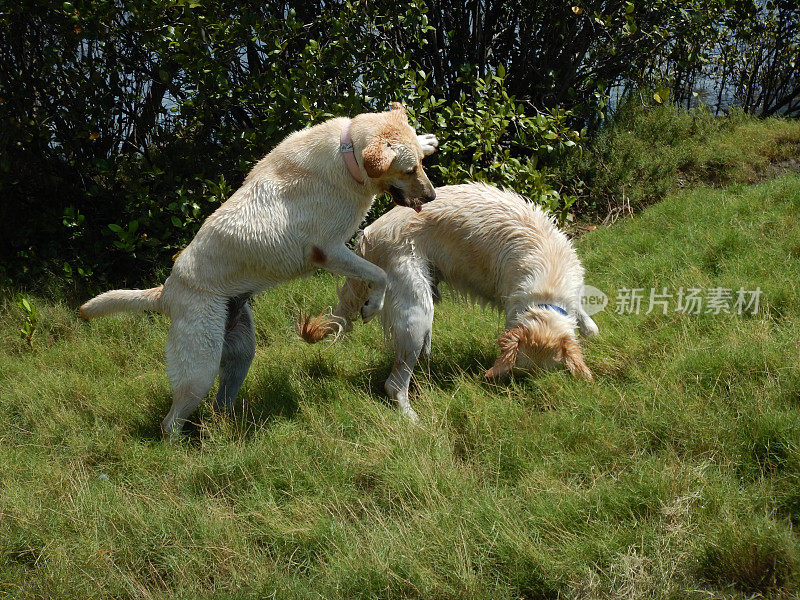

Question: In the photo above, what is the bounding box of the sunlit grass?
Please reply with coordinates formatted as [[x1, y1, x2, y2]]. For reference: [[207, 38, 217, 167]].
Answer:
[[1, 174, 799, 598]]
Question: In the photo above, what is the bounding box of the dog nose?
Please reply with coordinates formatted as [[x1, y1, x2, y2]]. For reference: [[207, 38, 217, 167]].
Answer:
[[424, 187, 436, 203]]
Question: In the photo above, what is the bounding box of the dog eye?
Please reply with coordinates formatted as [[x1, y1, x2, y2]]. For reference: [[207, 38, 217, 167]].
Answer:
[[405, 166, 417, 175]]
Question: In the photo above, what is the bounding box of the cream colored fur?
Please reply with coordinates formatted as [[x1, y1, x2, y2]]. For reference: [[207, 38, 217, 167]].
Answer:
[[300, 183, 598, 421], [80, 104, 438, 436]]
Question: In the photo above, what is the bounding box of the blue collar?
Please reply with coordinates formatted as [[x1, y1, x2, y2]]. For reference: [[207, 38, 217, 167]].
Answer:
[[537, 303, 569, 317]]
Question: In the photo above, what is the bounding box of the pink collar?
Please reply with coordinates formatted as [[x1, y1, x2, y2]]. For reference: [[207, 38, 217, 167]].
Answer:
[[340, 120, 364, 184]]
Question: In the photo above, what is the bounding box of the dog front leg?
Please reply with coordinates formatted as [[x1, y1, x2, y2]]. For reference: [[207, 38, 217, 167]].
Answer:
[[385, 356, 419, 423], [577, 308, 600, 338], [311, 244, 387, 322], [384, 294, 434, 423]]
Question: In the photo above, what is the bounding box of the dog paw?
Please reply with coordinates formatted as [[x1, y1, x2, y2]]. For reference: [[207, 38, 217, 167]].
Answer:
[[579, 316, 600, 338], [417, 133, 439, 156], [399, 405, 419, 424], [360, 297, 383, 322]]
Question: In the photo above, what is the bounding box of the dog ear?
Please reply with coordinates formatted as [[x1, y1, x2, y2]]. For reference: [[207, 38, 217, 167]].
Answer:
[[362, 140, 396, 179], [485, 327, 523, 378], [561, 337, 594, 381], [389, 102, 409, 124]]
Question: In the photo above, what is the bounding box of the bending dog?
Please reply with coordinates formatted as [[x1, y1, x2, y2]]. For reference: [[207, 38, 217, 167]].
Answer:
[[80, 103, 438, 436], [300, 183, 599, 421]]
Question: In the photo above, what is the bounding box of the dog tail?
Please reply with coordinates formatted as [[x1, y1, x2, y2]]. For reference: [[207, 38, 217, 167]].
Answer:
[[79, 286, 164, 319], [296, 311, 343, 343]]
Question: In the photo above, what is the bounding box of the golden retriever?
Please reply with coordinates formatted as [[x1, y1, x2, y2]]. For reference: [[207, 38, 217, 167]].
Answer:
[[299, 183, 598, 421]]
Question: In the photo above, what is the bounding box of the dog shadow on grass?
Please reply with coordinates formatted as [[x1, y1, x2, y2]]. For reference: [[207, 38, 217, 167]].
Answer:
[[129, 342, 505, 441], [338, 344, 497, 404], [129, 369, 303, 442], [334, 340, 578, 416], [224, 371, 302, 437]]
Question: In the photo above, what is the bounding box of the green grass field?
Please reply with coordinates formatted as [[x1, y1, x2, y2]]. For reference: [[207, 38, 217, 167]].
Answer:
[[2, 173, 800, 599]]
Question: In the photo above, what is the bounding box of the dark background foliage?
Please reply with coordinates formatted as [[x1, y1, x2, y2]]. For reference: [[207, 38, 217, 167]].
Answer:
[[1, 0, 797, 290]]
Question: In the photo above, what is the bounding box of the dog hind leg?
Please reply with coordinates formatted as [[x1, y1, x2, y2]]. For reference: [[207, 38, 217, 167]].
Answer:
[[162, 297, 228, 437], [214, 296, 256, 411], [383, 266, 435, 422]]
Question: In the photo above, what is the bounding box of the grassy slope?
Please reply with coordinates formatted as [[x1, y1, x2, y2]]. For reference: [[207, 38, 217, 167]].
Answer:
[[1, 174, 800, 599], [559, 104, 800, 220]]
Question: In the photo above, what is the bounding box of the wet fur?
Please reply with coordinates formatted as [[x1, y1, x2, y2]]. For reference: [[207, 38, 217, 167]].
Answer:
[[80, 104, 438, 436], [299, 183, 598, 421]]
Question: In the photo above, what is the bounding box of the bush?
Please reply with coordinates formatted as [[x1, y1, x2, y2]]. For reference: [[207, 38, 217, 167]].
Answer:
[[3, 0, 720, 289], [1, 0, 585, 290], [554, 93, 800, 220], [419, 67, 581, 219], [363, 69, 583, 223]]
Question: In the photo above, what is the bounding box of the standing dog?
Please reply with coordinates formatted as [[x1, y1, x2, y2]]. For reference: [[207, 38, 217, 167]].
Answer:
[[299, 183, 599, 421], [80, 103, 438, 435]]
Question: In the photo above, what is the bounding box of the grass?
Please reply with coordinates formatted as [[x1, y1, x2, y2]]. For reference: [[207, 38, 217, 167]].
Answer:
[[2, 171, 800, 598]]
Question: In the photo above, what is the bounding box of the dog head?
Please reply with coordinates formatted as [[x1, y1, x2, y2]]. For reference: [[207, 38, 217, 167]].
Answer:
[[484, 309, 593, 381], [356, 103, 436, 212]]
